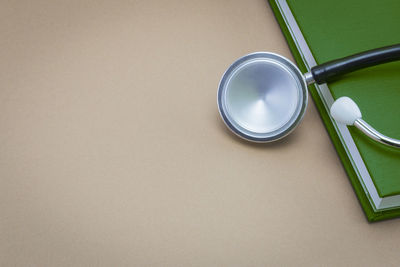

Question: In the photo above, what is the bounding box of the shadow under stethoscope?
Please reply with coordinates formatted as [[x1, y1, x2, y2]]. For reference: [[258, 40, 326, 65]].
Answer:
[[214, 111, 301, 150]]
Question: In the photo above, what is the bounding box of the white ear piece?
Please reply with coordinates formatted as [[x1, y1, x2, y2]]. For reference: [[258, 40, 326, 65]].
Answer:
[[330, 96, 362, 125], [330, 96, 400, 148]]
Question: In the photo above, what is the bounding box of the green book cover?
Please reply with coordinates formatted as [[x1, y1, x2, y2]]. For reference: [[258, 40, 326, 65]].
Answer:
[[269, 0, 400, 221]]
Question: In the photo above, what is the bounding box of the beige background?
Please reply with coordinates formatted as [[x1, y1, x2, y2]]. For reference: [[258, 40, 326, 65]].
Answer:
[[1, 0, 400, 266]]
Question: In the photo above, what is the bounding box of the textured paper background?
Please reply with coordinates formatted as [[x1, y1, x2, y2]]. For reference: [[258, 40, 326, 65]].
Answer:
[[1, 0, 400, 266]]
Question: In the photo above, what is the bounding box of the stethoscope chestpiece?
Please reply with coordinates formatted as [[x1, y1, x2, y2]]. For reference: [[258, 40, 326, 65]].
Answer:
[[217, 52, 308, 142]]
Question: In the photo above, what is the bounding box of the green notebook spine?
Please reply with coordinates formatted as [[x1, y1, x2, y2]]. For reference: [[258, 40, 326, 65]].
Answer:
[[268, 0, 400, 222]]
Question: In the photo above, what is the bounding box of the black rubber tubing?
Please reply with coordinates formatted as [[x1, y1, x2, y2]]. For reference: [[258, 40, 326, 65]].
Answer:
[[311, 44, 400, 84]]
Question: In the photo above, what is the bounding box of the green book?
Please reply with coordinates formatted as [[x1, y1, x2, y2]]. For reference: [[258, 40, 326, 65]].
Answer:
[[269, 0, 400, 221]]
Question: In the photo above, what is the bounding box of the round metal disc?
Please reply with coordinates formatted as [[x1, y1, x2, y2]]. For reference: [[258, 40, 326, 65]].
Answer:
[[217, 52, 308, 142]]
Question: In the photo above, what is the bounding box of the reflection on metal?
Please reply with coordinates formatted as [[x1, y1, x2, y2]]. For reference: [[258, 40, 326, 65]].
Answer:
[[354, 119, 400, 148]]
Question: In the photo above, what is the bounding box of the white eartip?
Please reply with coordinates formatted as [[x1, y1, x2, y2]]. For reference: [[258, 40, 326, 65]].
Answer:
[[330, 97, 362, 125]]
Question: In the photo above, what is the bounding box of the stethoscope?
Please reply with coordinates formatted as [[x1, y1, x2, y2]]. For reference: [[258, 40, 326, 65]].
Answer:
[[217, 44, 400, 148]]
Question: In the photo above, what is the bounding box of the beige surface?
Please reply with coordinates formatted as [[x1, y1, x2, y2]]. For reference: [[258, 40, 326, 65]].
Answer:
[[1, 0, 400, 266]]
